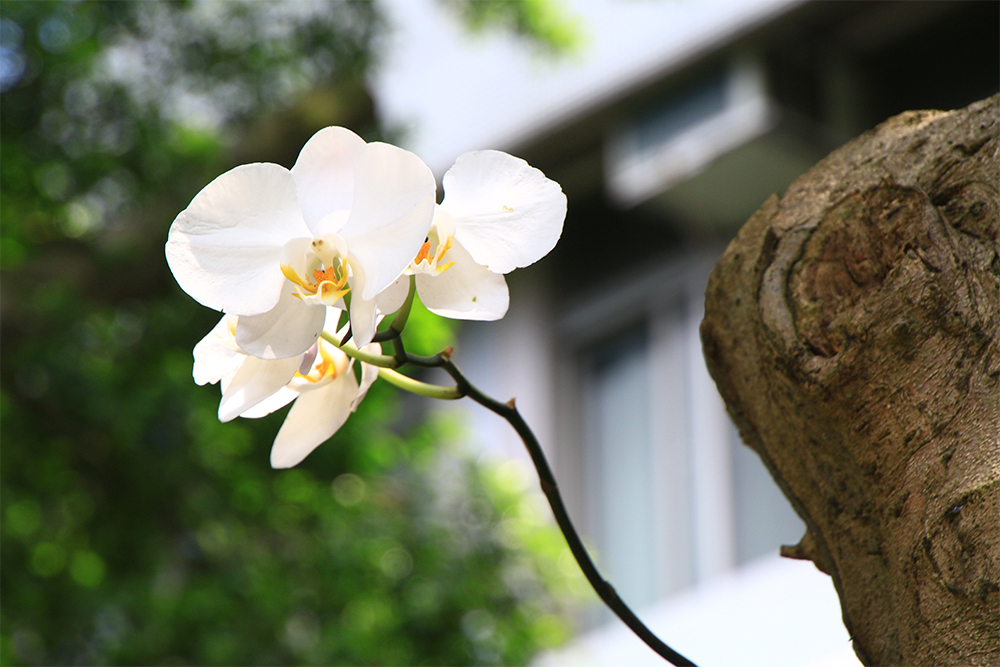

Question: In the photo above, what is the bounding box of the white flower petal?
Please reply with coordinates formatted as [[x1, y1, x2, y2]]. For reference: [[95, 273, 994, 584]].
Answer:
[[347, 291, 379, 349], [376, 275, 410, 317], [341, 142, 436, 300], [430, 207, 457, 242], [193, 315, 242, 386], [278, 237, 322, 285], [342, 263, 386, 348], [352, 346, 381, 412], [270, 372, 359, 468], [320, 308, 346, 338], [165, 163, 309, 315], [415, 241, 509, 320], [239, 386, 299, 419], [442, 150, 566, 274], [218, 354, 301, 422], [235, 287, 327, 359], [291, 127, 367, 235]]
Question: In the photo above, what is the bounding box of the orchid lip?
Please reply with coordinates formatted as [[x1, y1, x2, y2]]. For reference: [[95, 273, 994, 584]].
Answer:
[[406, 235, 456, 276], [281, 256, 351, 306], [293, 338, 348, 386]]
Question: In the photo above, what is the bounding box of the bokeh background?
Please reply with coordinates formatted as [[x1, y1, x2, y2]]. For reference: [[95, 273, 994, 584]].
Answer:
[[1, 2, 583, 665]]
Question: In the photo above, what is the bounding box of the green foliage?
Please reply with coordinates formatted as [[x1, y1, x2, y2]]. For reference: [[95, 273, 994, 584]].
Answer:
[[1, 2, 579, 664], [445, 0, 585, 55], [0, 0, 381, 267]]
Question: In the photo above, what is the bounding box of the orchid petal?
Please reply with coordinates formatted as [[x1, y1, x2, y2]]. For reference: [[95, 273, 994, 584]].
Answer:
[[193, 316, 242, 385], [239, 386, 299, 419], [342, 262, 379, 347], [376, 276, 410, 317], [342, 142, 436, 300], [352, 345, 381, 412], [348, 293, 379, 349], [235, 287, 327, 359], [430, 206, 457, 242], [322, 306, 348, 334], [291, 127, 367, 235], [218, 354, 301, 422], [270, 372, 359, 468], [278, 237, 322, 287], [165, 163, 309, 315], [442, 150, 565, 274], [415, 241, 509, 320]]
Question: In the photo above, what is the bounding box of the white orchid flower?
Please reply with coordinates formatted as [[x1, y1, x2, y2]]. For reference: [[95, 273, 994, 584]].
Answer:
[[192, 310, 381, 468], [407, 150, 566, 320], [166, 126, 437, 358]]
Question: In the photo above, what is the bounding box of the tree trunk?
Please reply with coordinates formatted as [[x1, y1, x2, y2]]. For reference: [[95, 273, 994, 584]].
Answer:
[[700, 95, 999, 665]]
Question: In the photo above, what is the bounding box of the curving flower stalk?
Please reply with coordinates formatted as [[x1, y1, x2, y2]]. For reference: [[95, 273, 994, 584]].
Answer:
[[328, 320, 698, 667]]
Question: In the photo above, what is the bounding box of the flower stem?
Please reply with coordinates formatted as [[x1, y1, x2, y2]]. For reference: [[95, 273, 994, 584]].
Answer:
[[436, 358, 697, 666], [320, 331, 398, 368], [378, 367, 461, 400], [336, 323, 697, 664], [368, 329, 694, 667]]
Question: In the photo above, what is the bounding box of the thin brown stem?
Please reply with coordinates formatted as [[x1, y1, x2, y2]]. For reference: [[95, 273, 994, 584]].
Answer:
[[440, 358, 697, 666], [377, 327, 696, 666]]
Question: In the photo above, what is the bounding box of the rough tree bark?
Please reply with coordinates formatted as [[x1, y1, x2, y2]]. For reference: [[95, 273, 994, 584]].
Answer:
[[701, 95, 999, 665]]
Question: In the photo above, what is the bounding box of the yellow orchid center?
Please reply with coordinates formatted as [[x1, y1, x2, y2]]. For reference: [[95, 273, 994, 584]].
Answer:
[[296, 339, 348, 384], [281, 257, 351, 305], [414, 240, 432, 264], [409, 235, 456, 276]]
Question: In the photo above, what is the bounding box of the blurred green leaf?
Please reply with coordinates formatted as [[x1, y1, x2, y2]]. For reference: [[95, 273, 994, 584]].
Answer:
[[445, 0, 585, 55]]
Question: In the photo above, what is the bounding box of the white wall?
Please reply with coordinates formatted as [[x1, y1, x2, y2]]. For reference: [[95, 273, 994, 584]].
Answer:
[[371, 0, 803, 174]]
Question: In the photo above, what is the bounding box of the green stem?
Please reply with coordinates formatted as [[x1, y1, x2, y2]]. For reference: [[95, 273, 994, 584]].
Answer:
[[378, 368, 462, 400], [320, 330, 398, 368]]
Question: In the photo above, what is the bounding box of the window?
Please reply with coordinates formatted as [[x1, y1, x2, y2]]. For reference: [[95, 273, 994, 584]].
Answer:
[[605, 56, 776, 208], [557, 250, 804, 624], [448, 250, 806, 628], [581, 324, 662, 608]]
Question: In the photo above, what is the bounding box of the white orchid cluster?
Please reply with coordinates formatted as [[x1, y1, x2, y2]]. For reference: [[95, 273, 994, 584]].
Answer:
[[166, 127, 566, 468]]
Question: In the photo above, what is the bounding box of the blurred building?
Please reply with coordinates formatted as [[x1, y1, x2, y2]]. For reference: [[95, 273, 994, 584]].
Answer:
[[373, 1, 999, 664]]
